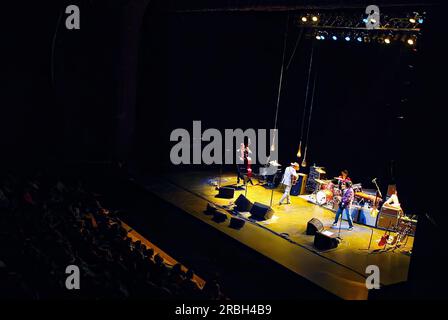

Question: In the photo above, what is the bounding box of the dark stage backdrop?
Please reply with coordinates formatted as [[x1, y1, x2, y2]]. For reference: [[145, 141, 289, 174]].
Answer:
[[136, 11, 417, 201]]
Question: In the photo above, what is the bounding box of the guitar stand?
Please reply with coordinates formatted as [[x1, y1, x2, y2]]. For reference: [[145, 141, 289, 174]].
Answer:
[[359, 228, 375, 253]]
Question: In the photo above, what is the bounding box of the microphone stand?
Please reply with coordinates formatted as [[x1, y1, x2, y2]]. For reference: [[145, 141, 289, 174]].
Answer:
[[218, 163, 223, 190], [337, 203, 344, 240], [372, 179, 382, 209], [269, 173, 277, 207]]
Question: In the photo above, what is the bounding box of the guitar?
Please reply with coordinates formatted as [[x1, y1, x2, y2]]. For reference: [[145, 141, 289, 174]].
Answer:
[[238, 143, 252, 178], [292, 174, 298, 185], [378, 222, 392, 247]]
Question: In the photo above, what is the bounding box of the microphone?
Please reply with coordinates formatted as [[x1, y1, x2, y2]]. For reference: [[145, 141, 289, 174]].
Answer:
[[372, 178, 377, 183]]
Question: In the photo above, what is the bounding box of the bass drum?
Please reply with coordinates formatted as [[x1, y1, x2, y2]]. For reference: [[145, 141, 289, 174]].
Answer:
[[316, 190, 333, 205]]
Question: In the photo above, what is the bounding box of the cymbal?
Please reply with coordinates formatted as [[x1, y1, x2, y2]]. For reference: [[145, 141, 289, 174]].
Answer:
[[314, 179, 328, 184], [316, 168, 326, 174]]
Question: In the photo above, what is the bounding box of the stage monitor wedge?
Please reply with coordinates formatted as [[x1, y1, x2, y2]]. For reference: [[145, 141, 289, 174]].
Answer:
[[314, 231, 339, 251], [204, 203, 218, 215], [306, 218, 324, 235], [234, 194, 253, 212], [229, 217, 245, 229], [212, 211, 227, 223], [249, 202, 274, 221], [217, 186, 234, 199]]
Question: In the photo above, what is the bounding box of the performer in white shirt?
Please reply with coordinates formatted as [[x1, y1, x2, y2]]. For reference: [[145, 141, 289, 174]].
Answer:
[[279, 162, 300, 205], [384, 189, 402, 212]]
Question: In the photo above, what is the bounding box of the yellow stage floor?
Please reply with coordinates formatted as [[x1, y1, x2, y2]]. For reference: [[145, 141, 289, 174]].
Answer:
[[144, 170, 415, 300]]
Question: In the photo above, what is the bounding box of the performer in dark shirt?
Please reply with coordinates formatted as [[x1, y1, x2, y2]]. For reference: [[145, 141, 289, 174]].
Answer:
[[333, 181, 355, 231]]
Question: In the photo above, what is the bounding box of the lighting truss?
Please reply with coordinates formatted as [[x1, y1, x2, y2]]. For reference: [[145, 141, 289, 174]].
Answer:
[[297, 9, 424, 46], [296, 10, 425, 31]]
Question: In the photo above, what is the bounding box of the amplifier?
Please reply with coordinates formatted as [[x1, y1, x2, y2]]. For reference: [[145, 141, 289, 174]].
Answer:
[[377, 205, 402, 230], [377, 213, 399, 230], [306, 166, 323, 194], [380, 205, 402, 217], [339, 205, 361, 222], [290, 173, 307, 196], [357, 206, 379, 227]]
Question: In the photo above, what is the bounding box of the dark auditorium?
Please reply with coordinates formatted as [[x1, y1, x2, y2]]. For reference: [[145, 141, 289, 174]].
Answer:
[[1, 0, 446, 309]]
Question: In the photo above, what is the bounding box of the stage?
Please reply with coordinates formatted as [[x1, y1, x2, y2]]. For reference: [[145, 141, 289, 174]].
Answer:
[[144, 170, 415, 300]]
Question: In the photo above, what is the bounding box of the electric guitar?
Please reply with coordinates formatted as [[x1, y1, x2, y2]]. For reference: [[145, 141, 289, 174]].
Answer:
[[378, 222, 393, 247]]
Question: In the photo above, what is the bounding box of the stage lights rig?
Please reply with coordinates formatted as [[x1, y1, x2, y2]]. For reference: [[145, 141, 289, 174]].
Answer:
[[297, 9, 425, 47]]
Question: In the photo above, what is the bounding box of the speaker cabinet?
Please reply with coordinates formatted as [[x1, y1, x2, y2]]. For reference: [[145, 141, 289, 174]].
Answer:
[[212, 211, 227, 223], [290, 173, 308, 196], [306, 218, 324, 235], [377, 213, 399, 230], [314, 230, 339, 250], [234, 194, 253, 212], [229, 217, 245, 229], [339, 206, 361, 223], [204, 203, 218, 215], [250, 202, 274, 221], [377, 205, 402, 229], [217, 187, 234, 199], [357, 206, 379, 227]]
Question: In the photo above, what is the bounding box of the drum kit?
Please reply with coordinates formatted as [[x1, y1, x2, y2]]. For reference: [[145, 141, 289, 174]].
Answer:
[[313, 172, 363, 207], [311, 168, 338, 206], [315, 181, 343, 206]]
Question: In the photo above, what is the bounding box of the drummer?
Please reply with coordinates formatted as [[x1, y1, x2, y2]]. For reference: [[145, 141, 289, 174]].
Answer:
[[336, 169, 351, 188]]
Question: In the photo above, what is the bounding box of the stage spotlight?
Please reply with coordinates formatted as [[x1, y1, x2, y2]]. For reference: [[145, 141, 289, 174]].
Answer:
[[320, 35, 325, 40], [345, 36, 351, 41], [315, 35, 321, 40], [407, 38, 415, 45], [332, 35, 337, 41], [312, 16, 319, 22], [356, 36, 363, 42], [418, 18, 424, 24], [363, 18, 368, 23], [384, 38, 391, 44], [301, 16, 308, 22], [409, 18, 416, 23]]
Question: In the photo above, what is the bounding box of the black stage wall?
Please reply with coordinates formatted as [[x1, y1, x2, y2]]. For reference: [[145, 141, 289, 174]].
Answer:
[[136, 10, 419, 205]]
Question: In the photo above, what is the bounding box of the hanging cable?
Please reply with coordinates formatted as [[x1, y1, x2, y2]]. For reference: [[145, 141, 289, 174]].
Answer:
[[286, 27, 304, 71], [301, 70, 318, 168], [51, 7, 64, 90], [297, 42, 315, 158], [271, 14, 290, 152]]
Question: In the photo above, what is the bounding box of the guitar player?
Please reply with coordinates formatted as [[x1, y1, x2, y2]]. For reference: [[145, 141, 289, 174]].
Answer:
[[279, 162, 300, 205]]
